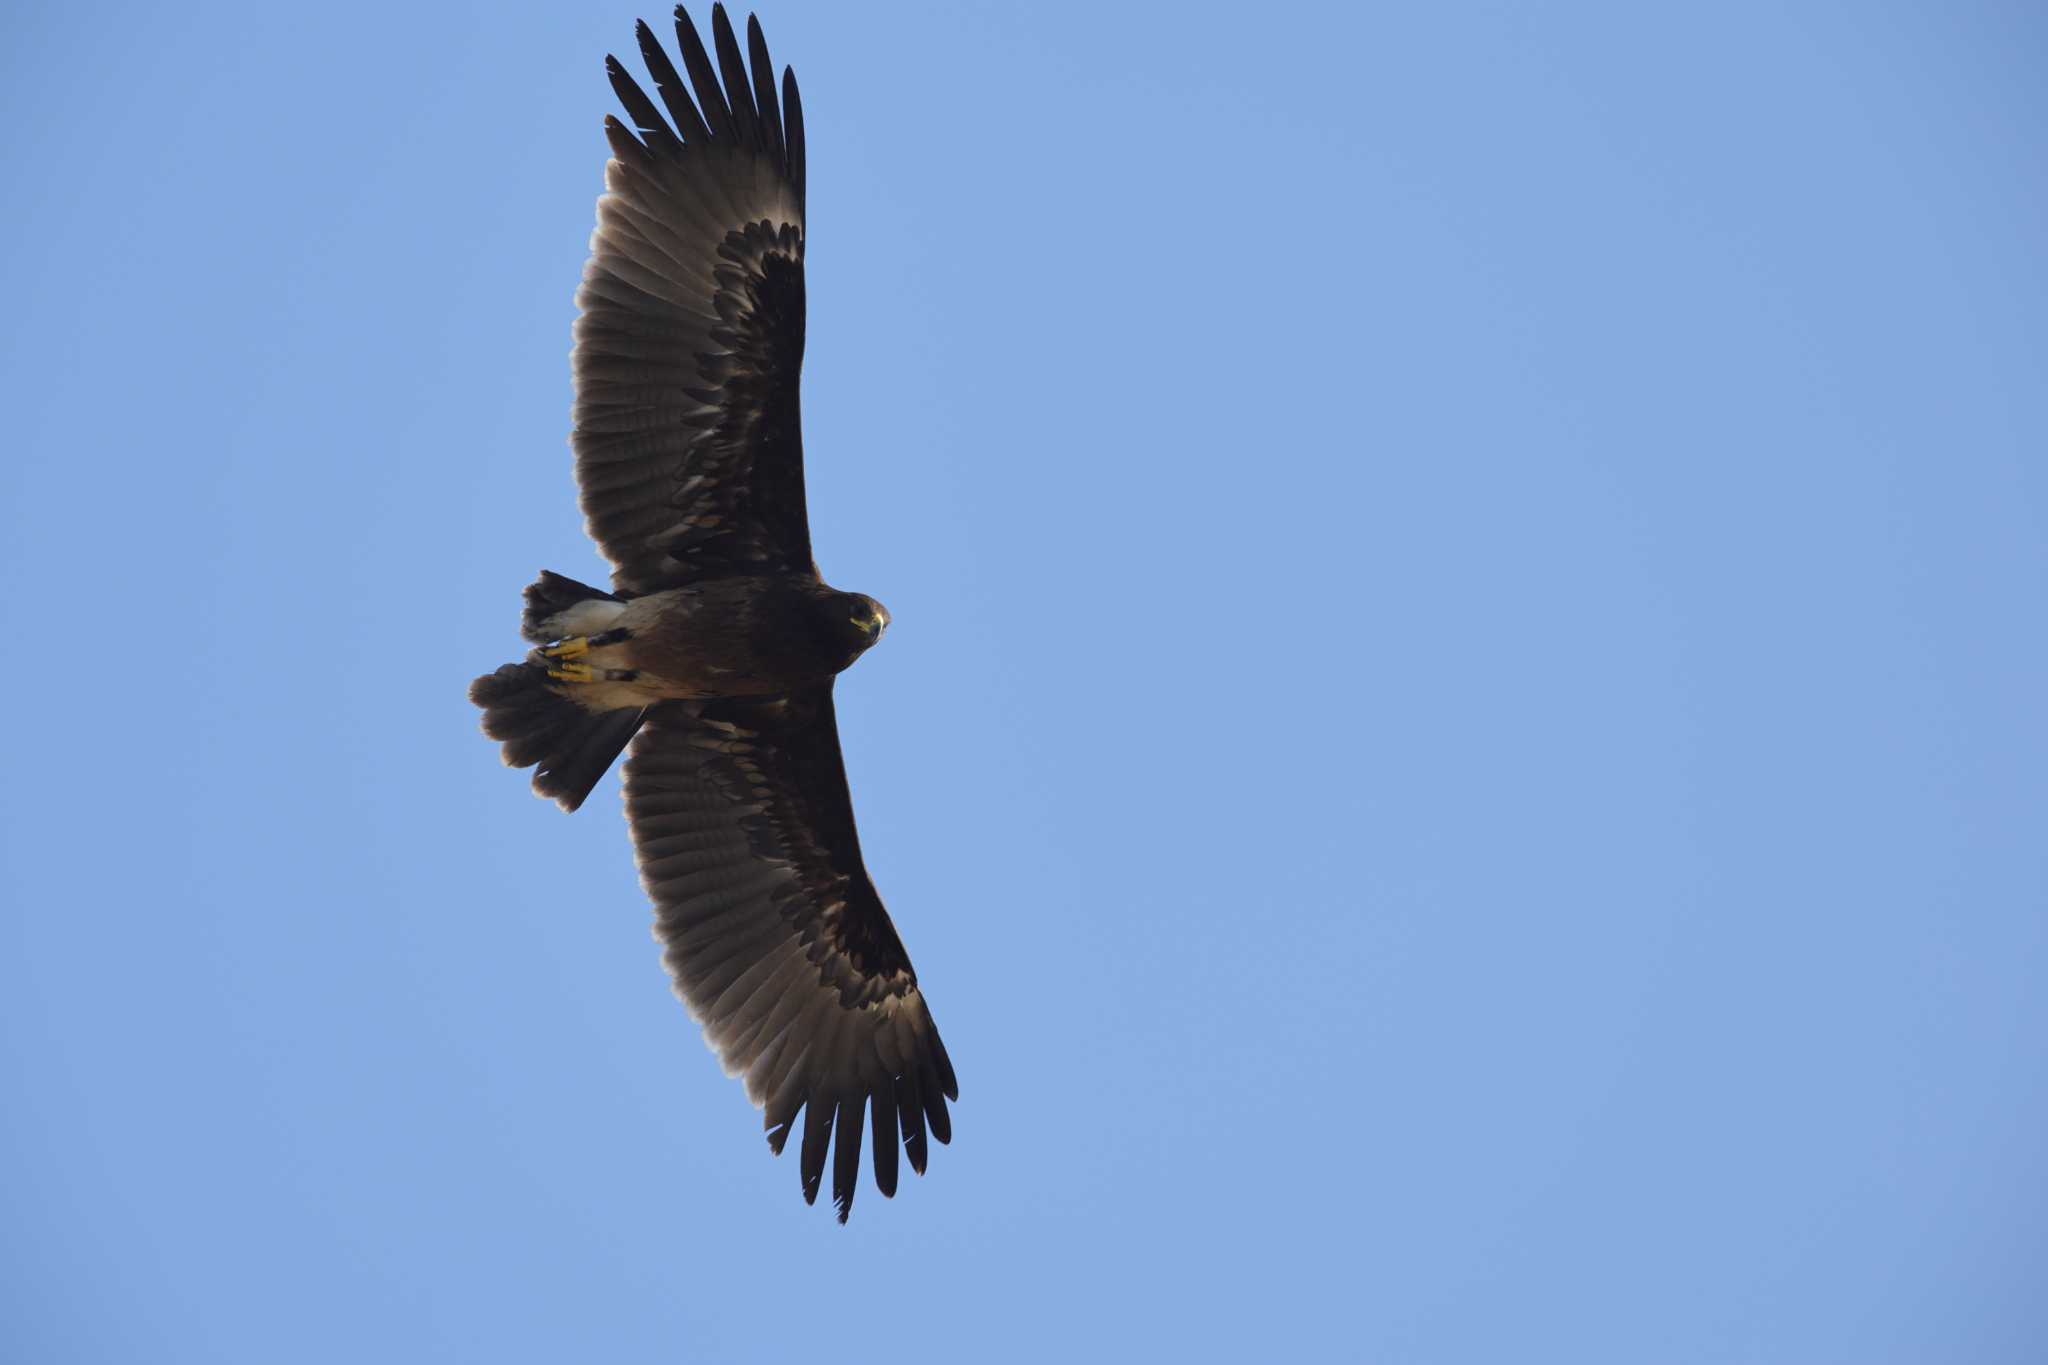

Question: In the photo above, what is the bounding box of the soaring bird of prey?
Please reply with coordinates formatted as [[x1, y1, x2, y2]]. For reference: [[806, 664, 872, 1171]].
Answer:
[[469, 4, 956, 1222]]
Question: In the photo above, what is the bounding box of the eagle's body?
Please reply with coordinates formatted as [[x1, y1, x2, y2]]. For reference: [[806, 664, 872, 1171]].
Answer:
[[468, 4, 955, 1223], [518, 576, 888, 707]]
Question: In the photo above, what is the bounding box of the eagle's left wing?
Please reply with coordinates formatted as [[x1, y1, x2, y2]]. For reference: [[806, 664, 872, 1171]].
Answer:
[[575, 6, 812, 594], [624, 687, 957, 1220]]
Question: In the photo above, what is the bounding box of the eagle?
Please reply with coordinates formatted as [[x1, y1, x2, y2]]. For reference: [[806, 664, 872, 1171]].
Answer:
[[469, 4, 956, 1222]]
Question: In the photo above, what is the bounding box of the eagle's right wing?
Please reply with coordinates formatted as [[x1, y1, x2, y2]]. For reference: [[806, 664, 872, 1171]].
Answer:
[[624, 688, 958, 1221]]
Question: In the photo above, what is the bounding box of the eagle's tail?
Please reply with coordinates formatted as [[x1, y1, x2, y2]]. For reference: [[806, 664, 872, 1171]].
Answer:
[[469, 660, 645, 812]]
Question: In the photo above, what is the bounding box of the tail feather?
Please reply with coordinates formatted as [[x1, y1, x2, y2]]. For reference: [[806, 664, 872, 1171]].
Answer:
[[470, 661, 644, 812]]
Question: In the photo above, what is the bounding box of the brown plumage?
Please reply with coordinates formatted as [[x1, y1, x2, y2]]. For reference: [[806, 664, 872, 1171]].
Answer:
[[467, 5, 955, 1223]]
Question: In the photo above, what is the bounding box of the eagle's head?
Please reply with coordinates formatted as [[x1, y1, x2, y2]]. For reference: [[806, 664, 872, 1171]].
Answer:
[[844, 593, 891, 648], [810, 588, 890, 670]]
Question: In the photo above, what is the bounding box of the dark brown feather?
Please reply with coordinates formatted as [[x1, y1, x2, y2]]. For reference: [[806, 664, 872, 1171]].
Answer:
[[673, 7, 733, 141], [710, 5, 758, 149], [635, 19, 711, 144], [782, 67, 806, 205], [831, 1094, 865, 1222], [800, 1094, 833, 1206], [746, 15, 784, 163], [870, 1088, 900, 1198], [606, 54, 681, 154]]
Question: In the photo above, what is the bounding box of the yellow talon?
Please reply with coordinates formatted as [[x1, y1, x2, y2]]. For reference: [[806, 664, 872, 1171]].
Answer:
[[547, 662, 595, 683], [544, 637, 590, 660]]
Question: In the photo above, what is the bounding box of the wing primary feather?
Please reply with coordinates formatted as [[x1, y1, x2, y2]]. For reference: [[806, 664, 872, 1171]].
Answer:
[[762, 1047, 814, 1154], [606, 56, 681, 152], [782, 67, 805, 207], [636, 19, 711, 144], [799, 1096, 834, 1205], [870, 1087, 900, 1198], [831, 1094, 866, 1223], [922, 1070, 952, 1145], [602, 113, 651, 166], [933, 1030, 960, 1101], [746, 14, 784, 168], [897, 1069, 928, 1175], [673, 6, 733, 140], [709, 4, 759, 148]]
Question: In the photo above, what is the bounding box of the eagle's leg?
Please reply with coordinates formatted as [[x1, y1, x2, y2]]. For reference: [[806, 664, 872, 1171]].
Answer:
[[541, 634, 592, 682], [541, 626, 636, 683], [543, 659, 639, 684]]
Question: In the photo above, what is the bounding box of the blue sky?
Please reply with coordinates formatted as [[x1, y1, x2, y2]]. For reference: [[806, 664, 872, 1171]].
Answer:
[[4, 1, 2045, 1360]]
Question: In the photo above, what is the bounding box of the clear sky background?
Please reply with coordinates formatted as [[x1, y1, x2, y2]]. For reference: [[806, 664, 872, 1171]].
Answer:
[[3, 1, 2044, 1360]]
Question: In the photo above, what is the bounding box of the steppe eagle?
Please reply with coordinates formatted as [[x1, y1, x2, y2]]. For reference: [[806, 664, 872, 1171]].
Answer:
[[469, 4, 956, 1222]]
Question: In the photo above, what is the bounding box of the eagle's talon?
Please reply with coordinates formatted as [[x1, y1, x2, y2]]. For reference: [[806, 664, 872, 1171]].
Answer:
[[544, 637, 590, 660], [547, 662, 596, 683]]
